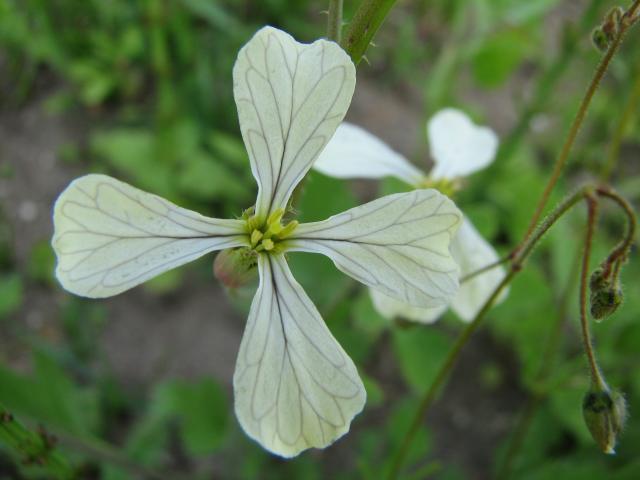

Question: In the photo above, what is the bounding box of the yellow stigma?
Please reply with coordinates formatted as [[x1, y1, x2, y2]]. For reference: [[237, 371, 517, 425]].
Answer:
[[243, 207, 298, 253]]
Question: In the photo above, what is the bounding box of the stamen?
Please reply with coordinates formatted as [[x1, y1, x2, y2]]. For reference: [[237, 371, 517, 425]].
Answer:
[[279, 220, 299, 238], [267, 208, 285, 226], [251, 230, 263, 246]]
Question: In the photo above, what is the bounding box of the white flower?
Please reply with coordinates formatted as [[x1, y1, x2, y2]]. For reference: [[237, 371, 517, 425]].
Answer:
[[51, 27, 462, 457], [314, 108, 507, 323]]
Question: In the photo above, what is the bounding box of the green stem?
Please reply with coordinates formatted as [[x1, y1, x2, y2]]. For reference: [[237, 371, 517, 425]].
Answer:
[[498, 186, 636, 478], [579, 196, 606, 388], [596, 186, 638, 270], [515, 0, 639, 253], [327, 0, 344, 43], [496, 251, 582, 480], [460, 255, 511, 284], [495, 0, 606, 167], [462, 0, 606, 285], [341, 0, 398, 64], [386, 186, 594, 480], [0, 409, 73, 479]]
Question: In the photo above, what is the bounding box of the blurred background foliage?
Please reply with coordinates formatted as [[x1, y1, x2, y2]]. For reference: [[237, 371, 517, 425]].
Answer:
[[1, 0, 639, 478]]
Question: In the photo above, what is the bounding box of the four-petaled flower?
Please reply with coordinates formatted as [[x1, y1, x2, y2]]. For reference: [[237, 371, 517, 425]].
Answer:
[[51, 27, 463, 457], [314, 108, 507, 323]]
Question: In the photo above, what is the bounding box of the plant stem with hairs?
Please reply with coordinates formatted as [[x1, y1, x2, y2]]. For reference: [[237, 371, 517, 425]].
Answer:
[[515, 0, 640, 253], [327, 0, 344, 43], [341, 0, 398, 64], [386, 185, 596, 479]]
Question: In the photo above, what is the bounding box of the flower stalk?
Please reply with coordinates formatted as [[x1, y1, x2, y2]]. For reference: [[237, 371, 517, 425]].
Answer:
[[327, 0, 344, 43], [579, 195, 606, 387], [515, 0, 640, 256], [386, 185, 596, 479]]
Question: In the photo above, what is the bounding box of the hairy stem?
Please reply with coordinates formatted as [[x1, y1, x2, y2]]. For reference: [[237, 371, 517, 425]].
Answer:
[[460, 255, 511, 284], [596, 186, 638, 270], [494, 0, 607, 167], [327, 0, 344, 43], [341, 0, 398, 64], [386, 273, 514, 480], [579, 196, 606, 387], [496, 251, 582, 480], [387, 186, 594, 479], [516, 0, 640, 253]]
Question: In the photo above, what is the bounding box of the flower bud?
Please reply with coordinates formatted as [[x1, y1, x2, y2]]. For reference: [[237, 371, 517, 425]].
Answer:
[[589, 267, 607, 291], [590, 286, 623, 320], [592, 27, 609, 52], [213, 248, 258, 289], [602, 6, 624, 38], [582, 387, 627, 454]]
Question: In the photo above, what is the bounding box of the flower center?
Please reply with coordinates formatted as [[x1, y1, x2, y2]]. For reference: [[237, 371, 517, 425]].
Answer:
[[243, 207, 298, 254], [417, 177, 462, 198]]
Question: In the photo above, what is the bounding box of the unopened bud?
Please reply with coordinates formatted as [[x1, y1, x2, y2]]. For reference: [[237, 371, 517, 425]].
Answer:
[[583, 387, 627, 454], [589, 267, 607, 291], [592, 6, 624, 52], [213, 248, 258, 289], [592, 27, 609, 52], [602, 6, 624, 37], [589, 267, 623, 320], [590, 286, 623, 320]]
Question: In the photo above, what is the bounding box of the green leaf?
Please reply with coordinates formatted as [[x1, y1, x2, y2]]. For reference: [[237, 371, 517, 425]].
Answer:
[[178, 0, 240, 31], [362, 373, 384, 407], [207, 131, 250, 169], [90, 128, 174, 198], [143, 269, 184, 294], [489, 265, 555, 385], [0, 351, 99, 437], [391, 326, 453, 394], [501, 0, 562, 24], [472, 29, 532, 88], [352, 290, 388, 340], [295, 171, 357, 223], [0, 274, 23, 319], [153, 379, 229, 456], [27, 241, 56, 285], [287, 252, 351, 313], [177, 152, 247, 202], [548, 380, 593, 445]]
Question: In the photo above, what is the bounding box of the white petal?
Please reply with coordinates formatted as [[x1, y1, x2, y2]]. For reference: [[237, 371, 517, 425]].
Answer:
[[449, 217, 508, 321], [52, 174, 246, 298], [234, 26, 356, 219], [234, 254, 365, 457], [289, 190, 462, 308], [313, 122, 424, 185], [428, 108, 498, 180], [369, 288, 447, 324]]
